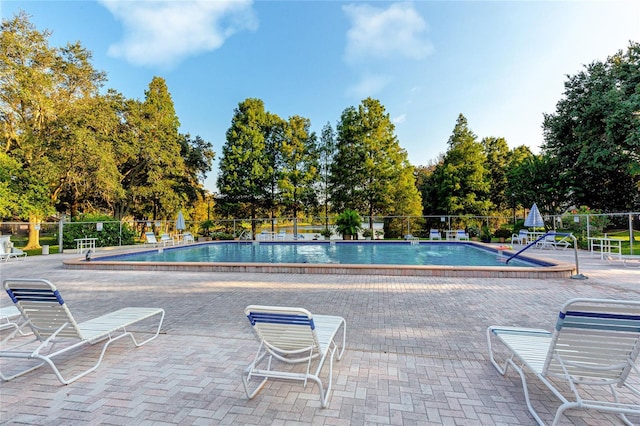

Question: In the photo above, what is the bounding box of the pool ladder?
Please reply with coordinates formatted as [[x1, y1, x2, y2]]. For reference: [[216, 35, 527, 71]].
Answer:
[[237, 230, 252, 244], [506, 232, 585, 279]]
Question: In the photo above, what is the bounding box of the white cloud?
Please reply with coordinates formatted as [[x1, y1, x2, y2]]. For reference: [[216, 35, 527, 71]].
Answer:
[[99, 0, 258, 68], [346, 74, 393, 98], [393, 114, 407, 124], [343, 2, 433, 64]]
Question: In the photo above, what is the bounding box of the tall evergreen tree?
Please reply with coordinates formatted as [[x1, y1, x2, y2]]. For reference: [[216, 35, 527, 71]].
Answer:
[[119, 77, 184, 221], [317, 122, 336, 228], [432, 114, 490, 215], [481, 137, 510, 212], [217, 98, 273, 237], [330, 98, 421, 229], [279, 115, 319, 234]]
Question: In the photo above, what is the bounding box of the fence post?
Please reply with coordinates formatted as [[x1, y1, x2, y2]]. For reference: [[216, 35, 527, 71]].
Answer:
[[58, 218, 64, 253], [630, 214, 634, 256]]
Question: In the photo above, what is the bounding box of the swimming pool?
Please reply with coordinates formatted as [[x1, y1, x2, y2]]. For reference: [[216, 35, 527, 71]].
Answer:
[[100, 241, 538, 267], [63, 241, 575, 278]]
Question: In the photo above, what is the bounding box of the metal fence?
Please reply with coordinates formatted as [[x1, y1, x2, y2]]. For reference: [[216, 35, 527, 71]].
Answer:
[[1, 211, 638, 254]]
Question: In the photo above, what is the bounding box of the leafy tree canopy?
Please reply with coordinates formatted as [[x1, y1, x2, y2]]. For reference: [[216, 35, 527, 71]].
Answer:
[[542, 41, 640, 211]]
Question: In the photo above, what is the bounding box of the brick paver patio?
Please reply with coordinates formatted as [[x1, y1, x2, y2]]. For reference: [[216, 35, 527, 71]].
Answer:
[[0, 247, 638, 425]]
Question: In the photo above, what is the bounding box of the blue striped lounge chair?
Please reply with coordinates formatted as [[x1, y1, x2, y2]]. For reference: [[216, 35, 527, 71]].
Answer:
[[429, 229, 442, 240], [0, 279, 164, 384], [511, 229, 529, 244], [242, 305, 347, 408], [455, 230, 469, 240], [487, 298, 640, 425], [145, 231, 160, 247], [160, 233, 175, 246]]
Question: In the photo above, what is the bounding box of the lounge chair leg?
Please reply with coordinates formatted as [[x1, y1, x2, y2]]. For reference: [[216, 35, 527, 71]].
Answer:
[[242, 368, 268, 399]]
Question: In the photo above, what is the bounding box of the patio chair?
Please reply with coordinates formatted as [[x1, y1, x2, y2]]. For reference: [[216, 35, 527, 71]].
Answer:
[[511, 229, 529, 245], [144, 232, 159, 247], [536, 233, 571, 250], [0, 305, 21, 332], [0, 240, 27, 262], [455, 230, 469, 240], [182, 232, 195, 244], [159, 233, 175, 246], [487, 298, 640, 425], [0, 278, 164, 384], [429, 229, 442, 240], [242, 305, 347, 408]]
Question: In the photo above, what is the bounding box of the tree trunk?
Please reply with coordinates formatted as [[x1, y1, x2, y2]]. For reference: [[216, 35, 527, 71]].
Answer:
[[23, 212, 42, 250]]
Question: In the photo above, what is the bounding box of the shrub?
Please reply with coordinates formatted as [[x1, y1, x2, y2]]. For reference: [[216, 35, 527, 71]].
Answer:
[[63, 213, 135, 249], [335, 209, 362, 238], [494, 228, 513, 240], [320, 228, 332, 238]]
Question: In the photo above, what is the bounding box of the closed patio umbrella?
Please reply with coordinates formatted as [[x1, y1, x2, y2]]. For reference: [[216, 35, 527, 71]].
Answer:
[[176, 210, 186, 232], [524, 203, 544, 228]]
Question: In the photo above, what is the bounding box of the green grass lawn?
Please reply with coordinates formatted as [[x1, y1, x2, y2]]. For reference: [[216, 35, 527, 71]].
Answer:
[[9, 235, 60, 256]]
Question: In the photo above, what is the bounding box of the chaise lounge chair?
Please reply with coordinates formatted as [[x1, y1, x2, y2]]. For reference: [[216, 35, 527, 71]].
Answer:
[[242, 305, 347, 408], [145, 231, 159, 247], [429, 229, 442, 240], [487, 298, 640, 425], [0, 305, 21, 332], [455, 229, 469, 240], [160, 233, 175, 246], [511, 229, 529, 245], [535, 232, 572, 250], [0, 278, 165, 384], [0, 240, 27, 262]]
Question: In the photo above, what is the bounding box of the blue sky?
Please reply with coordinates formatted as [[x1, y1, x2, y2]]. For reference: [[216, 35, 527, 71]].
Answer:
[[3, 1, 640, 192]]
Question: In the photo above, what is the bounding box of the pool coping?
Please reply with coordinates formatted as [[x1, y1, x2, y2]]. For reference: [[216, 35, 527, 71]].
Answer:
[[62, 241, 576, 279]]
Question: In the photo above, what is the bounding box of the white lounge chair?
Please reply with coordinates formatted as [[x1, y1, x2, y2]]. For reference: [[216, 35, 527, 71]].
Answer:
[[144, 232, 159, 247], [455, 230, 469, 240], [605, 254, 640, 268], [536, 233, 571, 250], [159, 233, 175, 246], [511, 229, 528, 244], [0, 305, 21, 332], [242, 305, 347, 408], [487, 298, 640, 425], [0, 278, 164, 384], [429, 229, 442, 240], [182, 232, 195, 244], [0, 240, 27, 262]]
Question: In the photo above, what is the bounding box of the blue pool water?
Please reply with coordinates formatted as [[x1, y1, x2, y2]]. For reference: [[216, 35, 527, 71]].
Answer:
[[98, 242, 545, 268]]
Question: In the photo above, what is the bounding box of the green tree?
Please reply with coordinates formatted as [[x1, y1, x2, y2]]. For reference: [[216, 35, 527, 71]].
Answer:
[[507, 154, 568, 217], [0, 12, 106, 248], [415, 157, 442, 216], [118, 77, 184, 221], [317, 122, 336, 228], [264, 112, 285, 230], [217, 98, 272, 237], [432, 114, 491, 216], [481, 136, 510, 212], [330, 98, 421, 229], [542, 41, 640, 211], [175, 133, 215, 206], [52, 94, 124, 217], [279, 115, 319, 234]]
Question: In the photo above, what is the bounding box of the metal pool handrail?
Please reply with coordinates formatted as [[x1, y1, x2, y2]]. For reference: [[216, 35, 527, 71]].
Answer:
[[506, 232, 586, 280]]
